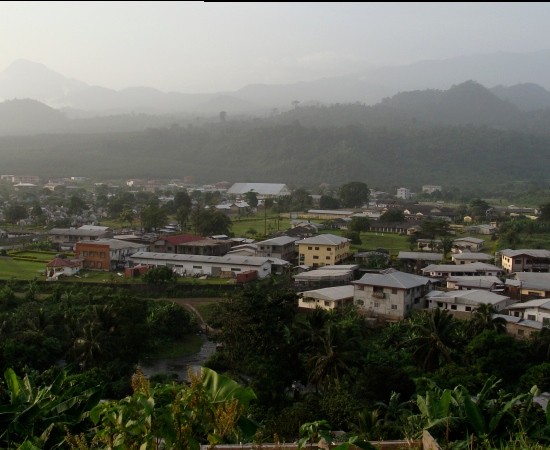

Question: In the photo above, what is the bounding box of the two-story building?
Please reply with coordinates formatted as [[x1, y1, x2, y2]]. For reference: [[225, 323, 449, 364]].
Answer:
[[48, 225, 113, 246], [150, 234, 204, 253], [422, 262, 503, 279], [296, 234, 350, 268], [451, 252, 493, 265], [452, 237, 485, 252], [256, 236, 299, 260], [500, 249, 550, 274], [425, 289, 511, 318], [76, 239, 149, 270], [298, 285, 355, 311], [352, 269, 436, 321], [507, 298, 550, 326]]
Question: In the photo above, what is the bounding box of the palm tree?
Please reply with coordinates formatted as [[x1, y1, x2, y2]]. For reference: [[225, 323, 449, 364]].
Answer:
[[406, 309, 461, 372], [468, 303, 507, 336], [530, 326, 550, 362], [71, 321, 111, 371], [307, 322, 357, 388]]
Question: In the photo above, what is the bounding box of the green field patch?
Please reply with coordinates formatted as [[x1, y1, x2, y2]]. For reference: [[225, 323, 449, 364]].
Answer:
[[143, 335, 204, 359]]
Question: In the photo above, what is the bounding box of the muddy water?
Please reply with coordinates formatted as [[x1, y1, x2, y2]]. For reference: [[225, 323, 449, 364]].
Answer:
[[139, 334, 216, 381]]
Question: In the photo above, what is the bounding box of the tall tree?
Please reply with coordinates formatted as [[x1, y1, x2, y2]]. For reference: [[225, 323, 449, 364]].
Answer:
[[339, 182, 369, 208]]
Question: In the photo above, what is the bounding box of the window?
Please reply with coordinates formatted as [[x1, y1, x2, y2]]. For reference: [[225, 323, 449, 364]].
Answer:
[[437, 302, 443, 308], [300, 254, 305, 258], [414, 298, 420, 304], [83, 251, 87, 256], [100, 252, 105, 258], [357, 286, 364, 291], [528, 314, 536, 321], [391, 305, 397, 310], [90, 251, 95, 257], [327, 248, 331, 251], [315, 247, 320, 250], [526, 259, 533, 264], [97, 262, 102, 269], [356, 300, 364, 306], [518, 329, 525, 336], [193, 265, 202, 269], [373, 286, 384, 293], [451, 305, 457, 310], [515, 259, 522, 264], [392, 289, 398, 295], [374, 302, 380, 308], [89, 261, 94, 268], [465, 306, 472, 312], [230, 268, 241, 272], [324, 301, 330, 307], [313, 256, 319, 259], [326, 256, 330, 260], [308, 247, 312, 250]]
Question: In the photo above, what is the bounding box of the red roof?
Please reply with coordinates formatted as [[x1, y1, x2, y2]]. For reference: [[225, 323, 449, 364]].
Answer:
[[46, 258, 81, 268], [153, 234, 204, 245]]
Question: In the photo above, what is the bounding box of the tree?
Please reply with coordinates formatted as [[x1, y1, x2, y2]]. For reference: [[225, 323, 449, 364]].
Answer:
[[319, 195, 341, 210], [379, 209, 406, 222], [175, 206, 190, 232], [342, 230, 362, 245], [349, 216, 370, 233], [174, 190, 192, 210], [139, 203, 167, 232], [406, 309, 461, 372], [244, 190, 259, 208], [420, 218, 450, 239], [339, 182, 369, 208], [119, 209, 135, 228], [291, 187, 312, 211], [539, 202, 550, 222], [67, 195, 87, 215], [141, 266, 177, 284], [468, 303, 507, 337], [5, 204, 27, 224], [196, 210, 232, 236]]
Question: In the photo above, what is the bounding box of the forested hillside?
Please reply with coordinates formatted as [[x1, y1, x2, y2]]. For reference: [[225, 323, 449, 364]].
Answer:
[[1, 120, 549, 186]]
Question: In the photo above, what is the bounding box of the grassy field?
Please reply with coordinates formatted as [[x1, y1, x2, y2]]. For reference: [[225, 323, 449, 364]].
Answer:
[[142, 334, 204, 359], [0, 257, 47, 280]]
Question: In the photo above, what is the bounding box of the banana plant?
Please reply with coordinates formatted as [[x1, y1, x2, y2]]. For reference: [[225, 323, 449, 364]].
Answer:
[[0, 367, 102, 449]]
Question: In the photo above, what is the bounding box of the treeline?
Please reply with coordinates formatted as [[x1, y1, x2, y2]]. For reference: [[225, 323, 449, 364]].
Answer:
[[1, 120, 550, 187]]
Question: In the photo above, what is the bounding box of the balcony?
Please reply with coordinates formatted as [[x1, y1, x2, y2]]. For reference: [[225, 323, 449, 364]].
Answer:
[[372, 292, 385, 299]]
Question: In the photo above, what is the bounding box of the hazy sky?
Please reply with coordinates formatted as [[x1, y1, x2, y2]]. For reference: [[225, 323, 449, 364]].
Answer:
[[1, 2, 549, 93]]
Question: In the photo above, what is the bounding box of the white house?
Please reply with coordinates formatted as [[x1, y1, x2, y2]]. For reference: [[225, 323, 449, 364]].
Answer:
[[422, 263, 503, 278], [500, 249, 550, 274], [352, 269, 437, 321], [298, 285, 355, 310], [451, 252, 493, 265], [425, 290, 512, 315], [507, 298, 550, 325]]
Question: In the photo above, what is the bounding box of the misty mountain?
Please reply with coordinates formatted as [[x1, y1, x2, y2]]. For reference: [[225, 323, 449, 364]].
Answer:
[[5, 50, 550, 115], [0, 99, 68, 134], [0, 59, 87, 104], [490, 83, 550, 111]]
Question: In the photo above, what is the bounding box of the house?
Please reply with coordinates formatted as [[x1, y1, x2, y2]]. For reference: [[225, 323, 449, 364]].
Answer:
[[467, 224, 497, 235], [352, 269, 436, 321], [256, 236, 299, 260], [298, 285, 355, 310], [176, 239, 233, 257], [451, 252, 493, 265], [129, 252, 290, 278], [369, 221, 423, 235], [507, 298, 550, 325], [422, 185, 442, 194], [421, 262, 503, 278], [452, 237, 485, 252], [304, 210, 353, 220], [446, 276, 504, 292], [425, 290, 512, 318], [48, 225, 113, 246], [417, 239, 442, 251], [396, 188, 411, 199], [499, 315, 543, 340], [296, 234, 350, 268], [76, 239, 149, 270], [226, 183, 291, 197], [505, 272, 550, 299], [500, 249, 550, 274], [226, 244, 258, 257], [150, 234, 204, 253], [397, 252, 443, 272], [293, 268, 355, 291], [45, 257, 83, 278]]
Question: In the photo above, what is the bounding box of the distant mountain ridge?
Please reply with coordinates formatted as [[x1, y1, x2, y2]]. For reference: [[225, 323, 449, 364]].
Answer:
[[4, 51, 550, 114]]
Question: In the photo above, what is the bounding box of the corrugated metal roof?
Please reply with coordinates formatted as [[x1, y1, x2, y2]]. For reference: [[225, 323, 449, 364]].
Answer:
[[398, 252, 443, 261], [500, 249, 550, 258], [297, 234, 349, 246], [227, 183, 289, 196], [301, 285, 355, 301], [426, 289, 509, 305], [353, 270, 435, 289], [130, 252, 290, 267]]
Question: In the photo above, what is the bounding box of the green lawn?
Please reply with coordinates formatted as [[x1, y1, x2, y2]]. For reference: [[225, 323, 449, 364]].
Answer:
[[143, 335, 204, 359]]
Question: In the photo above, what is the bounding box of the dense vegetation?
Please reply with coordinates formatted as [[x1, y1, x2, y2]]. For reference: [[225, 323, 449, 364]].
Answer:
[[3, 284, 550, 448], [3, 82, 550, 187]]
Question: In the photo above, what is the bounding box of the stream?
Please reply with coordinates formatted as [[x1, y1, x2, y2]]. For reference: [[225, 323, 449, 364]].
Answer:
[[139, 333, 216, 381]]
